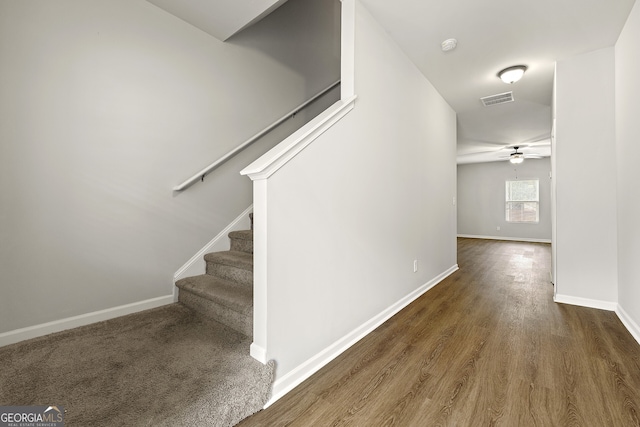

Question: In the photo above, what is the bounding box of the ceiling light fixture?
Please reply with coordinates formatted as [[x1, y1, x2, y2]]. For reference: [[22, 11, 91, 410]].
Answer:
[[509, 147, 525, 164], [498, 65, 527, 84], [510, 153, 524, 164]]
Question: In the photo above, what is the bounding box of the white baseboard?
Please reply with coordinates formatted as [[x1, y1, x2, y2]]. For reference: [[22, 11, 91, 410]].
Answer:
[[250, 342, 267, 364], [0, 295, 174, 348], [173, 205, 253, 298], [616, 305, 640, 346], [264, 264, 459, 407], [457, 234, 551, 244], [554, 294, 617, 311]]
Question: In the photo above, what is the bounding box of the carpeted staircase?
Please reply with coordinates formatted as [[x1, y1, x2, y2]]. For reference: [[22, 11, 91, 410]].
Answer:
[[176, 227, 254, 337]]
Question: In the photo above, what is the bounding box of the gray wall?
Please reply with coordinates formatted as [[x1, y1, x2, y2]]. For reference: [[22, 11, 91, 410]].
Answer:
[[0, 0, 340, 333], [554, 47, 618, 306], [260, 0, 457, 380], [457, 159, 552, 241], [616, 1, 640, 332]]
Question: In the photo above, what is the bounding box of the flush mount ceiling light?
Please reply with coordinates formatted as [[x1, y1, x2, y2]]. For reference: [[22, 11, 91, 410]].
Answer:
[[498, 65, 527, 84]]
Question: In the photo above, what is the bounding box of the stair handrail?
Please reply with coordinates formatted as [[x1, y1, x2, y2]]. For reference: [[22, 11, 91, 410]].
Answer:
[[173, 80, 341, 192]]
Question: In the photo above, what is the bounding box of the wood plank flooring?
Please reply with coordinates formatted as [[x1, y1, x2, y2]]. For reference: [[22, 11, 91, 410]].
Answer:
[[239, 238, 640, 426]]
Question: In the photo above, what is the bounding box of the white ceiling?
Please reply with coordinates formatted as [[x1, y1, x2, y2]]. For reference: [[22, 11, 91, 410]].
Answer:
[[360, 0, 636, 163], [148, 0, 636, 164], [146, 0, 288, 41]]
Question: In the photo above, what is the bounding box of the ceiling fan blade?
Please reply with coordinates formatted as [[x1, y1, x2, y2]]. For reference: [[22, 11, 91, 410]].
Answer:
[[458, 150, 503, 157], [518, 135, 552, 146]]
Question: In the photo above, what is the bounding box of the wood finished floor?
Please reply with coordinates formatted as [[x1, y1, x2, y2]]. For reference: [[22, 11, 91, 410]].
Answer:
[[239, 238, 640, 426]]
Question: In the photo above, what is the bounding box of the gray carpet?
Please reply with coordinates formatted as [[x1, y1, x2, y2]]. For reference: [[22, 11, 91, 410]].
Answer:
[[0, 304, 274, 426]]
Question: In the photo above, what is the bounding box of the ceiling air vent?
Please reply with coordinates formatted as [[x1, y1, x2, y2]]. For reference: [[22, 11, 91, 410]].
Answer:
[[481, 91, 514, 107]]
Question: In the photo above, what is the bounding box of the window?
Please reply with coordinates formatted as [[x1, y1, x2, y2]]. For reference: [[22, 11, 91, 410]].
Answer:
[[505, 179, 539, 223]]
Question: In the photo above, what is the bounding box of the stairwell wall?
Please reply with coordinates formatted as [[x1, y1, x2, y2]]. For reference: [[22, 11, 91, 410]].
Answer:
[[261, 0, 457, 395], [0, 0, 340, 336]]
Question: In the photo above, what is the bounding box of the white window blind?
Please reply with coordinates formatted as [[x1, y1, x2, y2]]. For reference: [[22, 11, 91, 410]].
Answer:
[[505, 179, 539, 223]]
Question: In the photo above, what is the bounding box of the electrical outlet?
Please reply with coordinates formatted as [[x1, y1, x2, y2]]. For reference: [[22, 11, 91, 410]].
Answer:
[[497, 226, 501, 231], [413, 260, 418, 273]]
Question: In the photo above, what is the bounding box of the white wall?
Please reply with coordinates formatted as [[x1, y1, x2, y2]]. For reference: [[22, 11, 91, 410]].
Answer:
[[554, 47, 618, 308], [0, 0, 340, 334], [615, 1, 640, 334], [259, 0, 456, 390], [457, 159, 551, 241]]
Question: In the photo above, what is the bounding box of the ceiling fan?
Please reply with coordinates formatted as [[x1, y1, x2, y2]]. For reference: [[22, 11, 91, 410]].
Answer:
[[500, 146, 544, 164], [456, 137, 551, 164]]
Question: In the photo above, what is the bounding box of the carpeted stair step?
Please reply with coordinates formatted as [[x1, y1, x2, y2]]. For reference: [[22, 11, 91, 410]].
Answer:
[[205, 250, 253, 287], [176, 274, 252, 336], [175, 223, 254, 338], [229, 230, 253, 254]]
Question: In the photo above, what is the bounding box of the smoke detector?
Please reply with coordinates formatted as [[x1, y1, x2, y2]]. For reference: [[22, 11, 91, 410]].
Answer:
[[441, 38, 457, 52]]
